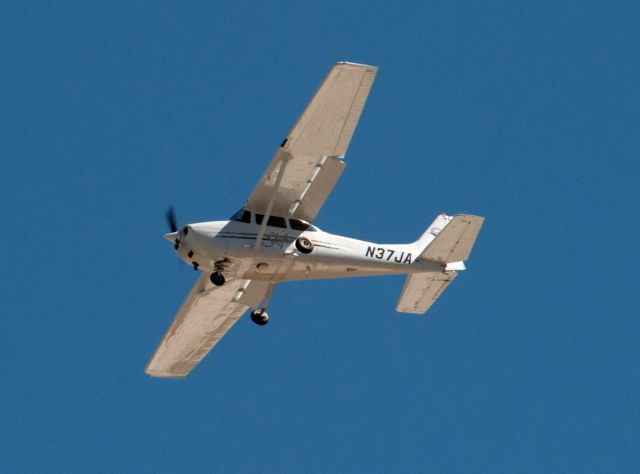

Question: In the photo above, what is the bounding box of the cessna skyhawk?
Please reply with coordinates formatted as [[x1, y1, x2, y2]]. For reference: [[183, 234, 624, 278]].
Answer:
[[146, 62, 484, 379]]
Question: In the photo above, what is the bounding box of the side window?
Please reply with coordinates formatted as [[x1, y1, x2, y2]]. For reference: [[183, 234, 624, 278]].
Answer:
[[255, 214, 286, 228], [267, 215, 287, 228], [289, 219, 309, 231], [230, 209, 251, 223]]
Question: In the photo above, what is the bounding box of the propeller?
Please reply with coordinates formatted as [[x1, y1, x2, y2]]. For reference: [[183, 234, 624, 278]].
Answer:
[[165, 205, 178, 233], [163, 206, 194, 272], [165, 205, 180, 249]]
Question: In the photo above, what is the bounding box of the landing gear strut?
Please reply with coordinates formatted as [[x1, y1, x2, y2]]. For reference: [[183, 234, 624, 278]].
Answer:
[[210, 272, 225, 286], [250, 309, 269, 325], [210, 258, 232, 286], [250, 282, 274, 326]]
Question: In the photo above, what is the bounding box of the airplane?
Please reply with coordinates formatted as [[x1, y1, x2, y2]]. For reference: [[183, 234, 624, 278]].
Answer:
[[145, 62, 484, 379]]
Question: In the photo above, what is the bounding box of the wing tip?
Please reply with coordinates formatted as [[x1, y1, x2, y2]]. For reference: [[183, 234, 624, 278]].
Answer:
[[335, 60, 379, 71], [145, 368, 188, 380]]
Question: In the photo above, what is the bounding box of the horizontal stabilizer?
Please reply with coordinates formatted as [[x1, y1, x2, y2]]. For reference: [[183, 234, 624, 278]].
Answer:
[[396, 271, 458, 314], [420, 215, 484, 263]]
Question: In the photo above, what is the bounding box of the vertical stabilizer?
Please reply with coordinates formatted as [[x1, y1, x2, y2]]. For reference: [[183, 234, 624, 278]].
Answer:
[[414, 213, 455, 255]]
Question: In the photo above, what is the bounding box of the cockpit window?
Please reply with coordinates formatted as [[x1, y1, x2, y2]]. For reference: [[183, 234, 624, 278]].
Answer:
[[289, 219, 308, 231], [267, 216, 287, 228], [230, 209, 251, 223], [255, 214, 287, 228], [289, 219, 317, 231]]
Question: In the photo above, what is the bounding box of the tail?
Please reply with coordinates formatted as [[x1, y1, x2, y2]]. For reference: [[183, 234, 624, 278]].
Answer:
[[396, 213, 484, 315], [413, 213, 485, 264], [413, 213, 453, 256]]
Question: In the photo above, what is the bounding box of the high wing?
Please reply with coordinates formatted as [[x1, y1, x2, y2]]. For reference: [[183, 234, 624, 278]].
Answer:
[[245, 62, 378, 223], [145, 274, 272, 379]]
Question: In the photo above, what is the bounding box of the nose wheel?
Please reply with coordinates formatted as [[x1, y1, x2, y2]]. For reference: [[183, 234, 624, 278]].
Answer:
[[250, 309, 269, 326], [210, 258, 232, 286], [209, 272, 225, 286]]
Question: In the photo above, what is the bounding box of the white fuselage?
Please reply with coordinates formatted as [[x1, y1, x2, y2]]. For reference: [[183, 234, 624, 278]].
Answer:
[[172, 219, 442, 282]]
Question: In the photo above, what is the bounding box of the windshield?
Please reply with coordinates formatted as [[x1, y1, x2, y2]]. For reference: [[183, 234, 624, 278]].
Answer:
[[289, 218, 318, 232], [229, 209, 251, 223]]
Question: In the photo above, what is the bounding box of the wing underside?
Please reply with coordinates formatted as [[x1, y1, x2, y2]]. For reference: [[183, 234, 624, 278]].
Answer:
[[145, 275, 270, 379], [245, 62, 378, 222]]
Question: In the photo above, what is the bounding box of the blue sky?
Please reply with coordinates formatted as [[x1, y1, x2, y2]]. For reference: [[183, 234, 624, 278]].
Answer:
[[2, 1, 639, 472]]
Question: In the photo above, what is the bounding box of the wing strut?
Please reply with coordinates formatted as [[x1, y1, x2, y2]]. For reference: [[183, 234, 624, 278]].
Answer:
[[253, 152, 291, 251]]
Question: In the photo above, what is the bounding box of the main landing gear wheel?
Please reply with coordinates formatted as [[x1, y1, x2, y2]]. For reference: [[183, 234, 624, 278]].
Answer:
[[210, 272, 225, 286], [250, 309, 269, 326], [295, 237, 314, 254]]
